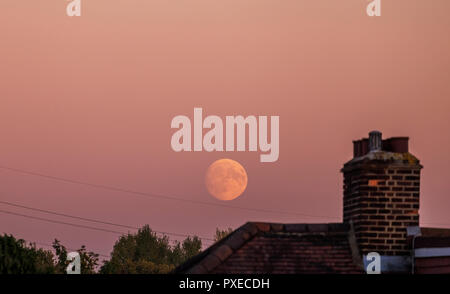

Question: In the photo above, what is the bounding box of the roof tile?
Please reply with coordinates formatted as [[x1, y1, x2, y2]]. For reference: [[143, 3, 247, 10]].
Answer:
[[307, 223, 331, 232], [254, 222, 271, 232], [270, 223, 284, 232], [185, 264, 207, 274], [226, 230, 248, 251], [176, 222, 363, 274], [200, 254, 222, 272], [285, 223, 308, 232], [241, 222, 259, 236], [211, 245, 233, 262]]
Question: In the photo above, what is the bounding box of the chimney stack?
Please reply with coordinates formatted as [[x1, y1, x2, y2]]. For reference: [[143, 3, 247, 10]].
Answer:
[[342, 131, 422, 256]]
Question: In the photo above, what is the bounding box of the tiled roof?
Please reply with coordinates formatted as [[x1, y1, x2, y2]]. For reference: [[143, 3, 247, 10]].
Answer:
[[175, 222, 365, 274], [414, 227, 450, 274]]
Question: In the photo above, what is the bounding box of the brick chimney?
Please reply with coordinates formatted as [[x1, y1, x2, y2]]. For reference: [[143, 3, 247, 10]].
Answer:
[[341, 131, 422, 256]]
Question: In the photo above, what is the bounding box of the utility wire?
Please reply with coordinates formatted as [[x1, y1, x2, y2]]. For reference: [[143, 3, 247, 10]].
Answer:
[[0, 209, 215, 246], [0, 200, 215, 241], [0, 165, 341, 220], [0, 209, 127, 235], [2, 166, 448, 227]]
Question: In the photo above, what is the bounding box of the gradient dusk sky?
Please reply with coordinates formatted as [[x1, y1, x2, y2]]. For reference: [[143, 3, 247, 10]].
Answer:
[[1, 0, 450, 257]]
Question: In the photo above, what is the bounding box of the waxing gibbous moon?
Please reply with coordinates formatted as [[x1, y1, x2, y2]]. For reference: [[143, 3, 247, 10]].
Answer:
[[205, 159, 248, 201]]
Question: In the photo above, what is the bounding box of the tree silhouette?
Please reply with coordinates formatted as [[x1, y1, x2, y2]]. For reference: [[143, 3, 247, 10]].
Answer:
[[0, 234, 54, 274], [100, 225, 202, 274], [214, 227, 233, 242], [1, 225, 204, 274]]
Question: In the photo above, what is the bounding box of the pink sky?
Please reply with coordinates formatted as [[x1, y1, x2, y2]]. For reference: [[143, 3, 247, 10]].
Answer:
[[1, 0, 450, 257]]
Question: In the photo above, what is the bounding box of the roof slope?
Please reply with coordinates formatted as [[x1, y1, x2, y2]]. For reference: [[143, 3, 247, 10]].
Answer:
[[175, 222, 364, 274]]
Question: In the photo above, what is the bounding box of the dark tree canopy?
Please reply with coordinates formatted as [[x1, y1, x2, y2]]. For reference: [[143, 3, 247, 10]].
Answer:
[[100, 225, 202, 274], [0, 234, 99, 274], [0, 234, 55, 274], [1, 225, 205, 274]]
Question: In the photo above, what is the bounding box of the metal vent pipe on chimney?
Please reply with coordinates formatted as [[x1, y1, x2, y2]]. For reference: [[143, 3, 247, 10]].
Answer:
[[369, 130, 382, 152]]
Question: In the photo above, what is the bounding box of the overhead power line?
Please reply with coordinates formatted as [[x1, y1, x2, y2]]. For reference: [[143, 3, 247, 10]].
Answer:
[[2, 165, 448, 227], [0, 164, 341, 220], [0, 209, 215, 247], [0, 209, 127, 235], [0, 208, 214, 246], [0, 200, 136, 229], [0, 200, 214, 241]]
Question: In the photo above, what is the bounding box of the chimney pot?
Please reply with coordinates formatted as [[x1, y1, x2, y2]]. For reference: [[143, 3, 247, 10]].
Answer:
[[353, 140, 361, 157], [386, 137, 409, 153], [369, 130, 382, 152]]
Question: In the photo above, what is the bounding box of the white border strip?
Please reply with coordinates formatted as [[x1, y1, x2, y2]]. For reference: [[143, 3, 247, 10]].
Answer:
[[415, 247, 450, 258]]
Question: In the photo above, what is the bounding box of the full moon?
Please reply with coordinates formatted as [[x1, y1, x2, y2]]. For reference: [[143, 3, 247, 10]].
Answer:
[[205, 159, 248, 201]]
